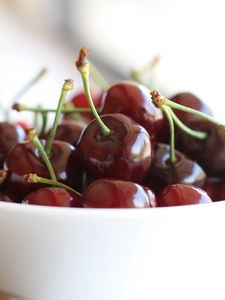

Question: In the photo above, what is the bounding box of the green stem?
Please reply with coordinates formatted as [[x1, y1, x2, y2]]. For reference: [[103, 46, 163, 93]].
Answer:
[[161, 105, 176, 163], [39, 112, 48, 137], [89, 62, 109, 92], [45, 80, 73, 156], [76, 53, 110, 137], [24, 173, 81, 196], [28, 129, 57, 181], [164, 98, 225, 131], [13, 103, 93, 114], [168, 107, 207, 140]]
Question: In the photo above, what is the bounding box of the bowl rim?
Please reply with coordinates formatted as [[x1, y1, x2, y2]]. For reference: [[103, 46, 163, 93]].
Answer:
[[0, 200, 225, 219]]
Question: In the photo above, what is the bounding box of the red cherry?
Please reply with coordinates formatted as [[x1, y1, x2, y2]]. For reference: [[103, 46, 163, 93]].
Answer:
[[77, 113, 153, 182], [45, 120, 86, 146], [144, 143, 206, 194], [158, 184, 212, 207], [3, 140, 83, 198], [22, 187, 82, 207], [101, 81, 163, 141], [204, 178, 225, 201], [0, 122, 26, 167], [82, 179, 157, 208]]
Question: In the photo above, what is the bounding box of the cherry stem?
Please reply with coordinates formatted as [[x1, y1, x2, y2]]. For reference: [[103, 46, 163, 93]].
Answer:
[[76, 48, 111, 137], [24, 173, 82, 196], [39, 112, 48, 137], [89, 62, 109, 92], [151, 90, 225, 131], [167, 107, 207, 140], [45, 79, 74, 156], [13, 103, 94, 114], [161, 106, 176, 163], [28, 129, 57, 181], [131, 56, 160, 89], [0, 169, 7, 186], [6, 68, 47, 122]]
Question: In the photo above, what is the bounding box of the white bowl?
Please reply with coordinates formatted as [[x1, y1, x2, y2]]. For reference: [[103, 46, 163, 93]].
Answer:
[[0, 200, 225, 300]]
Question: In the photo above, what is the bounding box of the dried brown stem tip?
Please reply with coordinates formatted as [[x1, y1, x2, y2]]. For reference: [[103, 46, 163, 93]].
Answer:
[[150, 90, 166, 107], [24, 173, 39, 183], [76, 47, 89, 71], [63, 79, 74, 91], [12, 103, 25, 112]]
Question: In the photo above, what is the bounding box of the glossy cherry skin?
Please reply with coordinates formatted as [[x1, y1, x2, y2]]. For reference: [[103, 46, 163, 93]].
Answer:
[[0, 122, 26, 167], [45, 120, 86, 146], [82, 179, 157, 208], [22, 187, 82, 207], [204, 178, 225, 201], [157, 92, 213, 143], [101, 81, 163, 141], [3, 140, 83, 198], [77, 113, 153, 183], [157, 184, 212, 207], [175, 120, 225, 177], [64, 91, 102, 122], [144, 143, 206, 194]]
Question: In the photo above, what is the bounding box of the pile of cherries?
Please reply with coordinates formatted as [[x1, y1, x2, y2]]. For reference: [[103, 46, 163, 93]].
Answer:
[[0, 48, 224, 208]]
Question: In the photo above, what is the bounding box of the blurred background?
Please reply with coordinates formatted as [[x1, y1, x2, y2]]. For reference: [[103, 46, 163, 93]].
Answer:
[[0, 0, 224, 121]]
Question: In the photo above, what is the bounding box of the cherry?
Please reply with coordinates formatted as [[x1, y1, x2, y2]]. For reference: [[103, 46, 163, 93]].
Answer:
[[82, 179, 157, 208], [157, 184, 212, 207], [22, 187, 82, 207], [144, 143, 206, 194], [45, 120, 86, 146], [0, 122, 26, 167], [101, 81, 163, 141], [3, 139, 83, 198], [203, 178, 225, 201], [77, 113, 152, 182], [176, 120, 225, 177]]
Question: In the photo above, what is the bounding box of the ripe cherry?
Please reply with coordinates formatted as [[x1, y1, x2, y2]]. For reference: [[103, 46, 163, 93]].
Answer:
[[0, 122, 26, 167], [82, 179, 157, 208], [158, 184, 212, 206], [176, 120, 225, 177], [77, 113, 152, 182], [144, 143, 206, 194], [3, 140, 83, 198], [203, 178, 225, 201], [101, 81, 163, 141], [22, 187, 82, 207], [45, 120, 86, 146]]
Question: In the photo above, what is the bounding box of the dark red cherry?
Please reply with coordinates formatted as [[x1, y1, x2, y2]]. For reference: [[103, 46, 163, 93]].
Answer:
[[175, 120, 225, 177], [0, 122, 26, 167], [203, 178, 225, 201], [157, 92, 213, 143], [158, 184, 212, 206], [144, 143, 206, 194], [22, 187, 82, 207], [64, 91, 102, 122], [82, 179, 157, 208], [77, 113, 153, 182], [3, 140, 83, 198], [16, 121, 31, 132], [45, 120, 86, 146], [101, 81, 163, 140]]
